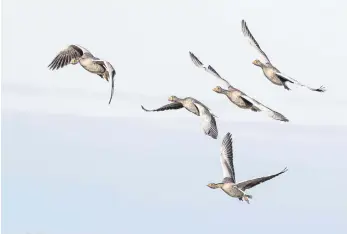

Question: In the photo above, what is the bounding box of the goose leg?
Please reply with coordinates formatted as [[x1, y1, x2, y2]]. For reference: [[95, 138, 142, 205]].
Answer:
[[243, 196, 250, 204], [102, 73, 109, 82]]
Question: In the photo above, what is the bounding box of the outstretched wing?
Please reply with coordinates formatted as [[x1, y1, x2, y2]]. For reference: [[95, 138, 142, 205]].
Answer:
[[275, 72, 326, 93], [48, 45, 85, 70], [236, 167, 288, 191], [206, 65, 222, 78], [141, 103, 184, 112], [189, 51, 204, 68], [220, 133, 235, 183], [207, 65, 233, 89], [240, 94, 289, 122], [189, 52, 232, 89], [241, 20, 271, 64], [93, 60, 116, 104], [193, 102, 218, 139]]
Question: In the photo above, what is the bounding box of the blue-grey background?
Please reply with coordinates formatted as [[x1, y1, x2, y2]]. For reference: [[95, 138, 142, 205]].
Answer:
[[2, 0, 347, 234]]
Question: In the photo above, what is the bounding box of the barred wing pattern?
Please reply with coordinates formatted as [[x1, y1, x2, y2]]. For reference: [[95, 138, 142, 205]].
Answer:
[[240, 94, 289, 122], [193, 102, 218, 139], [236, 168, 288, 191], [189, 51, 204, 67], [141, 103, 184, 112], [241, 20, 271, 64], [48, 45, 85, 70], [220, 133, 235, 183], [275, 72, 326, 93]]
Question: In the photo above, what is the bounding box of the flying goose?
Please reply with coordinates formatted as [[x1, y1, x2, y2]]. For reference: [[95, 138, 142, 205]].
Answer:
[[241, 20, 326, 93], [193, 62, 288, 122], [207, 133, 288, 204], [141, 96, 218, 139], [48, 44, 116, 104], [213, 84, 289, 122]]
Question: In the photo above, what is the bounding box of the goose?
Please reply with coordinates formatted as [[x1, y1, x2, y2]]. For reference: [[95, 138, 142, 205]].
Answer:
[[193, 62, 288, 122], [48, 44, 116, 104], [141, 96, 218, 139], [188, 51, 288, 121], [213, 84, 289, 122], [241, 20, 326, 92], [207, 132, 288, 204]]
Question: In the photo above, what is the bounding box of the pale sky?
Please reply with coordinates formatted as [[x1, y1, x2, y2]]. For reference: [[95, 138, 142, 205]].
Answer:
[[2, 0, 347, 234], [2, 0, 347, 124]]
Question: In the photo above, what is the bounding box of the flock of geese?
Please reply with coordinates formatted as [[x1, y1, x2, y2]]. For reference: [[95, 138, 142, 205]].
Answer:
[[48, 20, 326, 203]]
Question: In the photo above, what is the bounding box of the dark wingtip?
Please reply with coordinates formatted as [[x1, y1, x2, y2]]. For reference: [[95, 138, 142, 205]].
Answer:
[[141, 105, 149, 112], [108, 76, 115, 105], [47, 64, 54, 70], [224, 132, 232, 140], [316, 86, 326, 92], [108, 92, 113, 105]]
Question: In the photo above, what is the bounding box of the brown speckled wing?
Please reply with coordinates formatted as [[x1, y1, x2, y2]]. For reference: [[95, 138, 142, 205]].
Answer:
[[189, 51, 204, 67], [48, 45, 84, 70], [236, 168, 288, 191], [141, 103, 184, 112], [220, 133, 235, 183], [241, 20, 271, 64]]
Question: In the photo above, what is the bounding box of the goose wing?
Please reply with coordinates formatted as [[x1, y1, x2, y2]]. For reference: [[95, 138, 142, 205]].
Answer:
[[189, 52, 232, 89], [236, 168, 288, 191], [189, 51, 204, 68], [240, 94, 289, 122], [207, 65, 233, 89], [219, 133, 235, 183], [93, 60, 116, 104], [241, 20, 271, 64], [187, 97, 218, 118], [275, 72, 326, 92], [193, 102, 218, 139], [141, 103, 184, 112], [188, 97, 212, 111], [48, 45, 85, 70]]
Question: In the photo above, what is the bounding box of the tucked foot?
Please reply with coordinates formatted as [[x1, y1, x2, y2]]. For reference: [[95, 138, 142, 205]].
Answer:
[[243, 196, 250, 204], [313, 85, 326, 92], [70, 58, 79, 65], [283, 84, 291, 91], [251, 106, 261, 112], [103, 73, 109, 82]]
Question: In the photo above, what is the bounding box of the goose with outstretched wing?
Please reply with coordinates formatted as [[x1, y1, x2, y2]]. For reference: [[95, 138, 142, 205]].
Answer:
[[141, 96, 218, 139], [241, 20, 326, 93], [48, 44, 116, 104], [204, 69, 289, 122], [188, 51, 288, 122], [207, 133, 288, 204], [213, 85, 289, 122]]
